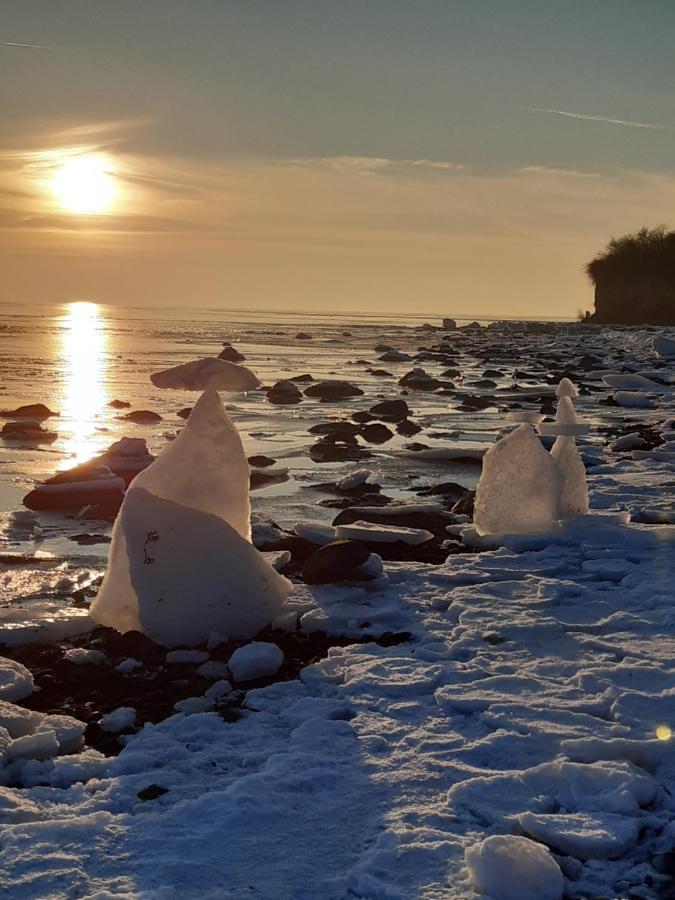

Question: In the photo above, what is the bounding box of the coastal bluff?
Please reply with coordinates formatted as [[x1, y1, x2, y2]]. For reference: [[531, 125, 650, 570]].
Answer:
[[586, 226, 675, 325]]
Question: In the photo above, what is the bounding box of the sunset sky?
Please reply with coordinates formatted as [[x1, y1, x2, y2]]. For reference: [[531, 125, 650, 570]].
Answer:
[[3, 0, 675, 317]]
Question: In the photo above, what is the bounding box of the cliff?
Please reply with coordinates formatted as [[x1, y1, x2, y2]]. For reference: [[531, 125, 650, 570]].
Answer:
[[586, 227, 675, 325]]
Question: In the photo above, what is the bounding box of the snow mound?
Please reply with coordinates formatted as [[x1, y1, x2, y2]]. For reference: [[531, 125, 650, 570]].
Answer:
[[150, 357, 260, 392], [0, 657, 34, 702], [465, 834, 563, 900]]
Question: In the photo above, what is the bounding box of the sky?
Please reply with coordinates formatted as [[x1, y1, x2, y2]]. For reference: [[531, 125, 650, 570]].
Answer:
[[2, 0, 675, 317]]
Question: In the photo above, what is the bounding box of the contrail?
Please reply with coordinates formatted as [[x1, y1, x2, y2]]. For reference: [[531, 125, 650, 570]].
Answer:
[[520, 106, 675, 132], [0, 40, 46, 49]]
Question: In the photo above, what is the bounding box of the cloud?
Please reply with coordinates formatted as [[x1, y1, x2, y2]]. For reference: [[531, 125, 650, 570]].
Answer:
[[290, 155, 464, 176], [520, 106, 675, 132], [0, 40, 46, 49]]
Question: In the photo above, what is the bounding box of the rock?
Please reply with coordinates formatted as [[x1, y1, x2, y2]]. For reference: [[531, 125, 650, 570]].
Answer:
[[295, 332, 312, 340], [218, 346, 245, 362], [303, 381, 364, 400], [369, 399, 409, 421], [360, 423, 394, 444], [124, 410, 162, 424], [309, 422, 361, 438], [352, 411, 376, 424], [451, 490, 475, 517], [266, 380, 303, 404], [379, 349, 411, 362], [310, 439, 369, 463], [1, 421, 58, 443], [108, 399, 131, 410], [248, 455, 276, 468], [458, 395, 494, 411], [69, 533, 111, 545], [0, 403, 57, 419], [396, 419, 421, 436], [289, 373, 314, 382], [398, 369, 441, 390], [442, 318, 457, 330], [416, 481, 468, 503], [333, 505, 451, 536], [137, 784, 168, 801], [177, 407, 192, 419], [301, 539, 372, 584]]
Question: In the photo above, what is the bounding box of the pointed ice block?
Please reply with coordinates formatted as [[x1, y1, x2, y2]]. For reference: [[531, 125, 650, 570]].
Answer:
[[474, 424, 561, 536]]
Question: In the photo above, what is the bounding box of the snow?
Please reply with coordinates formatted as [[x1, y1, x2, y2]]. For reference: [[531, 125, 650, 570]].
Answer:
[[150, 357, 260, 391], [228, 642, 284, 682], [474, 424, 562, 535], [0, 657, 33, 702], [2, 327, 675, 897], [335, 520, 434, 545], [91, 389, 291, 646], [100, 707, 136, 733], [465, 834, 564, 900]]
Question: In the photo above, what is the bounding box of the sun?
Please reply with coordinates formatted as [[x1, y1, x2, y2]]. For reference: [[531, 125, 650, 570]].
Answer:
[[51, 154, 117, 214]]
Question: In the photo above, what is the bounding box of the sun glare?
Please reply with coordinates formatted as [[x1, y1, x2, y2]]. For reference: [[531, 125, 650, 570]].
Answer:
[[51, 155, 117, 214], [58, 301, 110, 467]]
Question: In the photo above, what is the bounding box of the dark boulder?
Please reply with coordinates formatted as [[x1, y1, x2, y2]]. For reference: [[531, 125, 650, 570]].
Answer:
[[0, 403, 57, 419], [301, 540, 372, 584], [360, 423, 394, 444], [303, 381, 364, 400], [369, 399, 409, 422], [124, 410, 163, 424], [218, 346, 245, 362]]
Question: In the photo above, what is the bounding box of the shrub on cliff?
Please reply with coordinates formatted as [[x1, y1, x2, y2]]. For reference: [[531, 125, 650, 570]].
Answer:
[[586, 225, 675, 286]]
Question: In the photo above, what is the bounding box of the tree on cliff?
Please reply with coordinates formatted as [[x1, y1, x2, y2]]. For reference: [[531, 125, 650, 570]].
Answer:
[[587, 226, 675, 284], [585, 226, 675, 325]]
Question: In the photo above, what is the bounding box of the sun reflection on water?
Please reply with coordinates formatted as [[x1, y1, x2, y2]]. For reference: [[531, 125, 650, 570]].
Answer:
[[58, 301, 109, 468]]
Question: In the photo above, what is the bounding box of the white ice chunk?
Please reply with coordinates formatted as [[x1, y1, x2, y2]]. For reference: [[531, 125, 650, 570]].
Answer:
[[0, 657, 34, 702], [150, 357, 260, 392], [613, 391, 653, 409], [228, 642, 284, 682], [293, 522, 336, 545], [465, 834, 563, 900], [100, 707, 136, 733], [551, 436, 589, 518], [474, 424, 561, 536], [603, 373, 662, 391], [91, 389, 291, 645], [335, 521, 433, 545], [103, 487, 290, 647], [336, 469, 371, 491], [556, 377, 578, 397]]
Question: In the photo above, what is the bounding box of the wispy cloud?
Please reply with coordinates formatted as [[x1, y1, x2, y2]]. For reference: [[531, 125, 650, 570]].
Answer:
[[0, 40, 46, 49], [520, 106, 675, 132]]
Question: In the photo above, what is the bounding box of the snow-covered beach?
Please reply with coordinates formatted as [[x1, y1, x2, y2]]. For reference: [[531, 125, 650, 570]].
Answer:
[[1, 306, 675, 898]]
